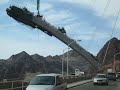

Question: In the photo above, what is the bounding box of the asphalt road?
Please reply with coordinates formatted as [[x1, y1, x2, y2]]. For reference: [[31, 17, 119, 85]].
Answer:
[[68, 80, 120, 90]]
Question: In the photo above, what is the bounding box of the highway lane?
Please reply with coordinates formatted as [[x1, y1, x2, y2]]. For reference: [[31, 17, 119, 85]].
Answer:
[[68, 80, 120, 90]]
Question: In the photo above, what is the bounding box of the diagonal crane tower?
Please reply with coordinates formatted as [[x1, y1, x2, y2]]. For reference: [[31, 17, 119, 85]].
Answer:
[[6, 0, 101, 69]]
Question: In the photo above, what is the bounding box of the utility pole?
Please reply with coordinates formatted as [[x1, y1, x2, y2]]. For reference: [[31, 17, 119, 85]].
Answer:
[[66, 40, 81, 77], [113, 53, 120, 72]]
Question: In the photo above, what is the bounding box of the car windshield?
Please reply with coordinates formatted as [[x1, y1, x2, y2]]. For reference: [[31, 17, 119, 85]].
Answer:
[[29, 76, 55, 85], [95, 75, 106, 78], [107, 73, 116, 76]]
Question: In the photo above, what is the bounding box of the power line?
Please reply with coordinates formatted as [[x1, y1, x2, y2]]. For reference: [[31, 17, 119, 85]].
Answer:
[[87, 0, 111, 51], [87, 0, 97, 11], [88, 0, 96, 9], [80, 0, 97, 51], [102, 0, 112, 17], [102, 8, 120, 65]]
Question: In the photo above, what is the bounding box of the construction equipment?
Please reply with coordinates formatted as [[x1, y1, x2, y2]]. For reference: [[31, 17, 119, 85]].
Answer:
[[36, 0, 42, 18], [6, 5, 101, 69], [37, 0, 40, 16]]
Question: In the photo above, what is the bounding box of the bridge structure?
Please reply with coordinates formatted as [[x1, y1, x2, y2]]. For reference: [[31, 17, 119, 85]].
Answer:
[[6, 6, 101, 69]]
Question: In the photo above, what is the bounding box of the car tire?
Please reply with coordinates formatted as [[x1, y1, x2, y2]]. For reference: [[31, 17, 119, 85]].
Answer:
[[93, 83, 96, 85], [106, 83, 108, 86], [65, 88, 67, 90]]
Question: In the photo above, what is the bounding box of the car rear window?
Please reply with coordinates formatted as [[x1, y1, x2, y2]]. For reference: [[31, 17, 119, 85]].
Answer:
[[96, 75, 106, 78], [107, 73, 116, 76], [29, 76, 55, 85]]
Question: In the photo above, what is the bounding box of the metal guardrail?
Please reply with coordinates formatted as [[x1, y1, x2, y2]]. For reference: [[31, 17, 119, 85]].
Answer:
[[0, 80, 28, 90], [0, 76, 92, 90], [0, 86, 27, 90]]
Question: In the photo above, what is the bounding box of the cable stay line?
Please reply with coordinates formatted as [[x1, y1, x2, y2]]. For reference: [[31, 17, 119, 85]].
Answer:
[[88, 0, 97, 9], [102, 0, 112, 17], [87, 0, 112, 51], [79, 0, 97, 51], [102, 8, 120, 65]]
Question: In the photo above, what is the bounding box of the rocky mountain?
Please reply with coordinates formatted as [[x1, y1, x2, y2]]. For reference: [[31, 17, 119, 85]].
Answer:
[[31, 54, 48, 73], [0, 52, 73, 80], [60, 50, 95, 73], [31, 54, 69, 73], [0, 50, 96, 80], [1, 51, 44, 79], [0, 60, 6, 70], [97, 37, 120, 72], [0, 60, 6, 78]]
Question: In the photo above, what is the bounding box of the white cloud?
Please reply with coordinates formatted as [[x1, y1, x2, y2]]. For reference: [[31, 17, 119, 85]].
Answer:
[[22, 2, 53, 15], [44, 10, 73, 25], [22, 1, 74, 26], [0, 0, 10, 4], [73, 32, 109, 41], [59, 0, 120, 17], [56, 0, 120, 28], [64, 19, 110, 42], [61, 0, 91, 6]]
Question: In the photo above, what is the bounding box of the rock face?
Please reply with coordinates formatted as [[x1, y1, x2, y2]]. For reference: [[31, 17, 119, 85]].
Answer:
[[0, 60, 6, 71], [1, 51, 44, 79], [60, 50, 95, 73], [97, 37, 120, 64], [97, 37, 120, 72], [0, 60, 7, 80], [31, 54, 48, 73], [31, 54, 69, 73]]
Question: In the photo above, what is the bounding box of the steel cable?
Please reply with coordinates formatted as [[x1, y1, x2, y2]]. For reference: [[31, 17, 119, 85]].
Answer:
[[102, 8, 120, 65], [87, 0, 111, 51]]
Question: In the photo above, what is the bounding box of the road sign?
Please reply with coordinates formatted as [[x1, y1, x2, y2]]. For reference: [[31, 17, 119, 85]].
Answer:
[[75, 69, 80, 76]]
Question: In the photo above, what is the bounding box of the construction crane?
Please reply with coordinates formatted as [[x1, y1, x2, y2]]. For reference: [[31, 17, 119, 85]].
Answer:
[[37, 0, 40, 16], [37, 0, 43, 18], [6, 5, 101, 69]]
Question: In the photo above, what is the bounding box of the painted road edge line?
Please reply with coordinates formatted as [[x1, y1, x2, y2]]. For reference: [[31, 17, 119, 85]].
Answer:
[[67, 79, 92, 89]]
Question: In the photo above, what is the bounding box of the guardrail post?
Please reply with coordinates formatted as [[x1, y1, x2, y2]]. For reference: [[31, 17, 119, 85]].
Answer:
[[22, 80, 24, 90], [11, 81, 13, 90]]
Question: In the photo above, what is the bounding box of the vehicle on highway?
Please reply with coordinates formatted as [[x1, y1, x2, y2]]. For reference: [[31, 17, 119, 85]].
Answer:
[[26, 73, 67, 90], [116, 72, 120, 79], [106, 72, 116, 81], [93, 74, 108, 85]]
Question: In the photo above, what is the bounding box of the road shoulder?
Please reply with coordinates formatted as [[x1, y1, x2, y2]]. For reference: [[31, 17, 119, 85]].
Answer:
[[67, 79, 92, 89]]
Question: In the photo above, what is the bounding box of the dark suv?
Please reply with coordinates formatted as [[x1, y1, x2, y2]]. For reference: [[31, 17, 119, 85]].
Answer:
[[106, 72, 116, 81]]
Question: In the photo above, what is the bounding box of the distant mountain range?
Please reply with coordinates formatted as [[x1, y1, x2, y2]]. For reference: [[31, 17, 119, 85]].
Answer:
[[0, 37, 120, 80], [0, 51, 94, 80]]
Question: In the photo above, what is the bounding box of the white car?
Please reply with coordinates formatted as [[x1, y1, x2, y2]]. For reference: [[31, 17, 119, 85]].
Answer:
[[116, 72, 120, 79], [26, 73, 67, 90], [93, 74, 108, 85]]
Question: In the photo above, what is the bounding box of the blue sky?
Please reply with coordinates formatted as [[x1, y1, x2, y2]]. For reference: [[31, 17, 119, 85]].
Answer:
[[0, 0, 120, 59]]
